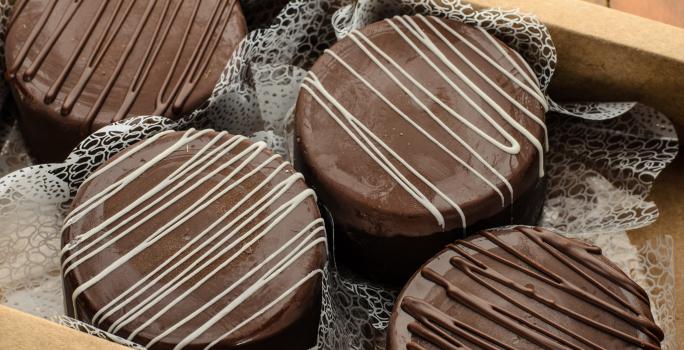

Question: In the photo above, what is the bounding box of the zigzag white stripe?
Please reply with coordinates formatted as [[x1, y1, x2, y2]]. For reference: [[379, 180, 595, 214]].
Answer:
[[62, 130, 325, 349], [301, 15, 546, 228]]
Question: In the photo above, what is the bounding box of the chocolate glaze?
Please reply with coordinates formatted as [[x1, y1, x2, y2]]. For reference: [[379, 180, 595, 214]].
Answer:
[[294, 15, 547, 284], [388, 226, 663, 350], [61, 130, 326, 350], [5, 0, 247, 162], [336, 177, 546, 285]]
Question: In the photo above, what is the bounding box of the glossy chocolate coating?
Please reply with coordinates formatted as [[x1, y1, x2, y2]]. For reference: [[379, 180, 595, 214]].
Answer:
[[388, 226, 663, 350], [61, 131, 326, 350], [5, 0, 247, 162], [294, 16, 546, 284]]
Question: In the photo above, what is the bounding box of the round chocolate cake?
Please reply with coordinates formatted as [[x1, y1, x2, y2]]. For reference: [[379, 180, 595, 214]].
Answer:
[[60, 130, 327, 350], [5, 0, 247, 162], [295, 15, 548, 283], [388, 226, 663, 350]]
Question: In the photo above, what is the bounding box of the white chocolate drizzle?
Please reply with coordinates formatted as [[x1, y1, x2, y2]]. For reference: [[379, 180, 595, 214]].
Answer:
[[301, 15, 547, 229], [61, 129, 326, 349]]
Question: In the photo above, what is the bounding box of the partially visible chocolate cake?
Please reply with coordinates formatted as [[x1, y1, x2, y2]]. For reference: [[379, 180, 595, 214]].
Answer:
[[60, 130, 326, 350], [388, 226, 663, 350], [5, 0, 247, 162], [295, 15, 547, 284]]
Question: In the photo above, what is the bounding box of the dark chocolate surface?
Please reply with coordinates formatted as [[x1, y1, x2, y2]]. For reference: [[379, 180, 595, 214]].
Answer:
[[295, 15, 547, 283], [5, 0, 247, 162], [61, 130, 326, 350], [336, 177, 546, 284], [388, 226, 663, 350]]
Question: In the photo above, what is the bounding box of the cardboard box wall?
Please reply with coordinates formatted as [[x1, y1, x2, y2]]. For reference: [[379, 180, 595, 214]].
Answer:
[[1, 0, 683, 348]]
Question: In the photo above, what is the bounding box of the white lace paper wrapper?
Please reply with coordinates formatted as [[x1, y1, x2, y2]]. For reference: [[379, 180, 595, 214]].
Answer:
[[0, 0, 678, 350], [50, 315, 147, 350]]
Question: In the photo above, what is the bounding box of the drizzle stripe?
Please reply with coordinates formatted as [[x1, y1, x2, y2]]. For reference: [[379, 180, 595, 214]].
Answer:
[[92, 157, 288, 325], [301, 16, 546, 228], [400, 227, 662, 349], [390, 16, 545, 177], [205, 269, 325, 350], [108, 174, 312, 334], [62, 130, 325, 349], [302, 77, 462, 228], [62, 134, 253, 275], [23, 0, 83, 81], [325, 47, 508, 205], [7, 0, 238, 130]]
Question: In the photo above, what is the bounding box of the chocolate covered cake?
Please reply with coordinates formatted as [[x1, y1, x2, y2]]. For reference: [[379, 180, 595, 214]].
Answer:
[[295, 15, 548, 283], [388, 226, 663, 350], [60, 130, 327, 350], [5, 0, 247, 162]]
